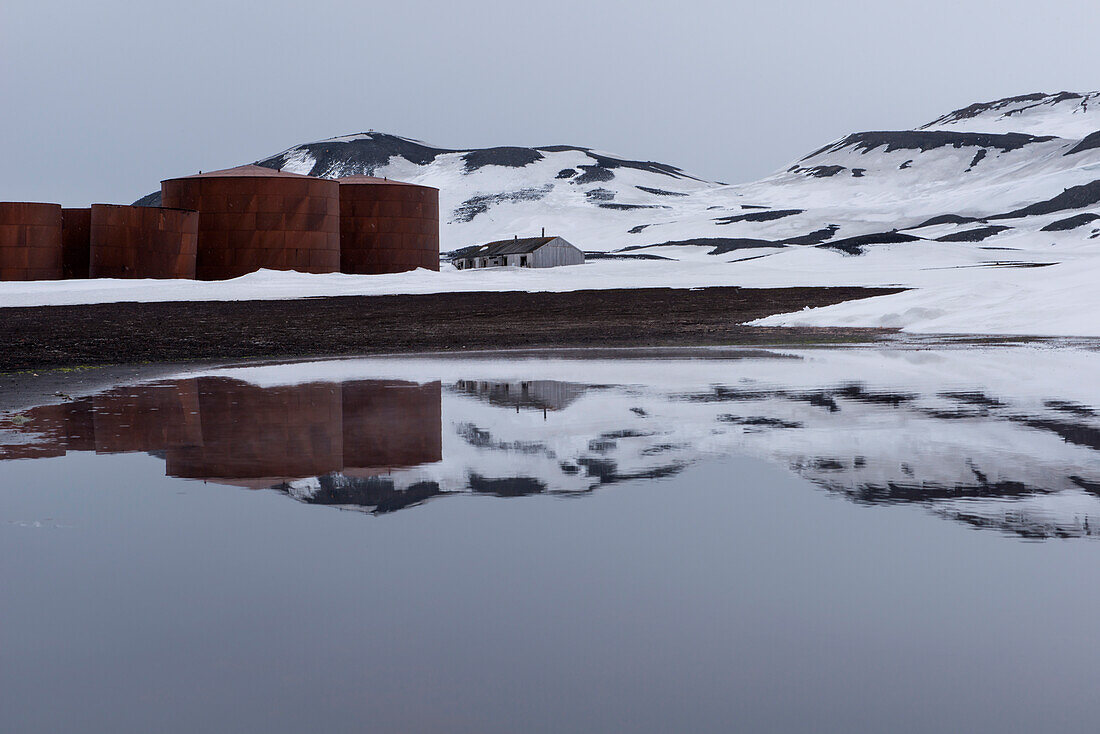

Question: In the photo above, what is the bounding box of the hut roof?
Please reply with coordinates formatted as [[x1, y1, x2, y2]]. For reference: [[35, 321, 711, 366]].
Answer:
[[460, 237, 558, 258]]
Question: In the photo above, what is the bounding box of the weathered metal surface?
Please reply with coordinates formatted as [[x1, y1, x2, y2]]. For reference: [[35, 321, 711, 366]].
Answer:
[[0, 202, 63, 281], [341, 380, 442, 473], [61, 208, 91, 279], [454, 236, 584, 269], [529, 237, 586, 268], [161, 165, 340, 280], [89, 204, 198, 279], [0, 378, 442, 487], [337, 177, 439, 274]]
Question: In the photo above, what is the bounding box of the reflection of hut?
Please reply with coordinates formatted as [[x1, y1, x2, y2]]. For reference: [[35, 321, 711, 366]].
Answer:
[[452, 380, 586, 411], [0, 202, 62, 280], [61, 208, 91, 279], [337, 176, 439, 274], [89, 204, 198, 279], [160, 165, 340, 280]]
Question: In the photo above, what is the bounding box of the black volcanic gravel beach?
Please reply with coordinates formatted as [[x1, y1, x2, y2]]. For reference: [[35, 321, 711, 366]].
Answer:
[[0, 286, 903, 372]]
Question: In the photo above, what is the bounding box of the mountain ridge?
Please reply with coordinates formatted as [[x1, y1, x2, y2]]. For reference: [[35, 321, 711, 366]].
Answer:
[[134, 91, 1100, 260]]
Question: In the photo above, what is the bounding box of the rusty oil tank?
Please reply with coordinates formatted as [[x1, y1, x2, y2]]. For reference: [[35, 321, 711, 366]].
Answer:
[[0, 202, 63, 280], [160, 165, 340, 281], [337, 176, 439, 274], [61, 207, 91, 279], [89, 204, 198, 279]]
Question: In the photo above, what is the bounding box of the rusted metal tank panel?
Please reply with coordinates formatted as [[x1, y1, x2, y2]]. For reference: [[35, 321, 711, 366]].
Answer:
[[0, 202, 63, 281], [337, 177, 439, 274], [92, 380, 203, 453], [165, 378, 344, 484], [161, 165, 340, 281], [61, 207, 91, 279], [341, 380, 443, 473], [89, 204, 198, 279]]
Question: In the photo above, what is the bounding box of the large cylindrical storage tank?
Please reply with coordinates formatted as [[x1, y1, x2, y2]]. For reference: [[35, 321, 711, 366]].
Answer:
[[0, 202, 62, 281], [61, 207, 91, 279], [89, 204, 198, 279], [337, 176, 439, 274], [161, 165, 340, 281]]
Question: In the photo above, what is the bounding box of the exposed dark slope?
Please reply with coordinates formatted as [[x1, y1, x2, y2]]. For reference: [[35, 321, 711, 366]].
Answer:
[[803, 131, 1055, 161], [919, 92, 1082, 128], [1040, 213, 1100, 231], [990, 180, 1100, 220], [253, 133, 703, 182], [935, 226, 1011, 242], [1065, 131, 1100, 156]]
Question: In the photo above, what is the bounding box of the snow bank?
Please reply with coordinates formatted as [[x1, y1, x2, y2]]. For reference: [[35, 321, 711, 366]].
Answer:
[[3, 239, 1097, 338], [754, 257, 1100, 336]]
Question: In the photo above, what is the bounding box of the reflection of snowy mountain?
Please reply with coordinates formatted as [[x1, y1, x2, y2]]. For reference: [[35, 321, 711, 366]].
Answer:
[[5, 350, 1100, 539], [217, 350, 1100, 540]]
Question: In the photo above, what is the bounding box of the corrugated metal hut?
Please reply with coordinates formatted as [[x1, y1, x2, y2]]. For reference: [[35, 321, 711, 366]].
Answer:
[[452, 236, 584, 270]]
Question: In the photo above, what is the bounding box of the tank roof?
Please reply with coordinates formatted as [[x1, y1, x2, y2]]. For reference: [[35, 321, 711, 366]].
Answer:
[[92, 202, 197, 214], [162, 164, 325, 182], [337, 175, 436, 189]]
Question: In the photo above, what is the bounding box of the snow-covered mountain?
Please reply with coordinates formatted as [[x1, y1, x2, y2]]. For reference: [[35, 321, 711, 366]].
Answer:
[[133, 91, 1100, 262], [921, 91, 1100, 138], [134, 91, 1100, 261], [116, 92, 1100, 337]]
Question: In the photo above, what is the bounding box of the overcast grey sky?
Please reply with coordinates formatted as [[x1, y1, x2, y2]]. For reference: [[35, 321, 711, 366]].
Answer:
[[2, 0, 1097, 206]]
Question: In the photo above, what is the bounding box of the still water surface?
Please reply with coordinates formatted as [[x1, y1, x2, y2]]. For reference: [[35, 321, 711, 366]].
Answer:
[[2, 347, 1099, 732]]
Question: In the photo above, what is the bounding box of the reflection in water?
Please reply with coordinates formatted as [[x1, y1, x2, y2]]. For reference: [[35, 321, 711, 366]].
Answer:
[[1, 378, 442, 493], [4, 349, 1100, 539]]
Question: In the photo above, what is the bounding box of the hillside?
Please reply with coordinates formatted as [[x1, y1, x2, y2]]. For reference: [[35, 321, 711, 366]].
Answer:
[[105, 91, 1100, 336], [134, 92, 1100, 261]]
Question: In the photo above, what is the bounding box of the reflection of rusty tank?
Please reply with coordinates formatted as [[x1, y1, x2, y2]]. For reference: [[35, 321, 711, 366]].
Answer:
[[0, 202, 63, 280], [161, 165, 340, 280], [342, 380, 442, 473], [337, 176, 439, 274], [165, 379, 346, 485], [61, 208, 91, 279], [0, 377, 443, 489], [89, 204, 198, 279]]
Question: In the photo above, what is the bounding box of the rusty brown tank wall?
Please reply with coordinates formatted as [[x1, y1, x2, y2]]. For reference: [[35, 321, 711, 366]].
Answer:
[[61, 208, 91, 279], [165, 378, 344, 482], [341, 380, 443, 472], [161, 176, 340, 280], [339, 183, 439, 274], [89, 204, 198, 279], [0, 400, 93, 460], [93, 381, 202, 454], [0, 378, 443, 489], [0, 202, 62, 281]]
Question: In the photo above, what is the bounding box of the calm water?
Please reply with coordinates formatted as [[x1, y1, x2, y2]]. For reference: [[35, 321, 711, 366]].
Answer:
[[3, 347, 1100, 733]]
